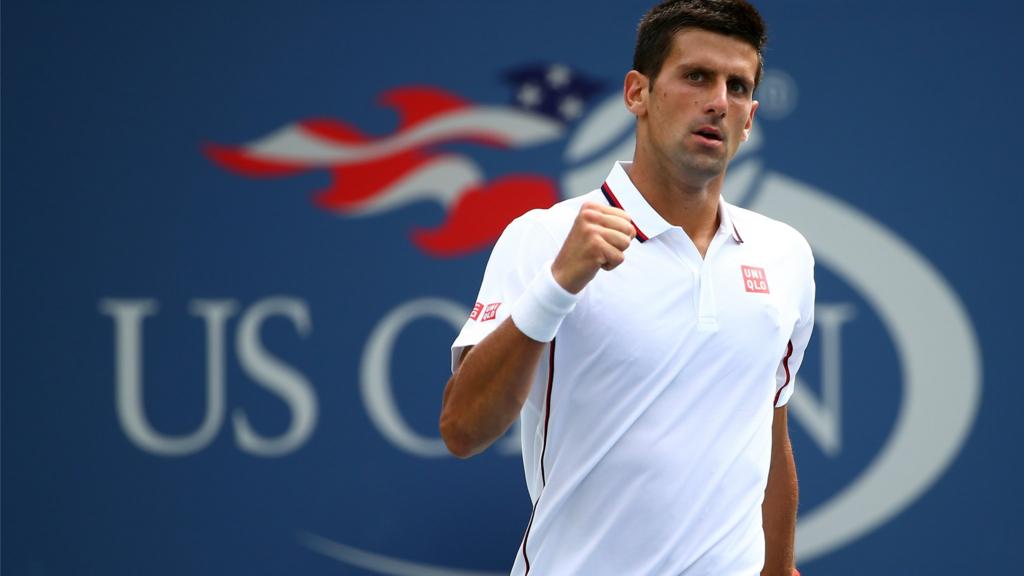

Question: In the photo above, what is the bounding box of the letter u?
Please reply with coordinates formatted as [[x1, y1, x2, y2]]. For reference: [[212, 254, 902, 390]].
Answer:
[[99, 299, 234, 456]]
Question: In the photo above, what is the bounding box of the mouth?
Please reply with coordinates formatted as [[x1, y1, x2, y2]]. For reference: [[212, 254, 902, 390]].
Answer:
[[693, 126, 724, 145]]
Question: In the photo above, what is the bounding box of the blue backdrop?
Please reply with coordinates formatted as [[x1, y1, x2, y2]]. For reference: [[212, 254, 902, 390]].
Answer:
[[3, 1, 1020, 574]]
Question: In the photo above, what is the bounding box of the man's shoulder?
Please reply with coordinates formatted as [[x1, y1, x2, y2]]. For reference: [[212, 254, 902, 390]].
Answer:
[[486, 190, 601, 263], [729, 203, 813, 259]]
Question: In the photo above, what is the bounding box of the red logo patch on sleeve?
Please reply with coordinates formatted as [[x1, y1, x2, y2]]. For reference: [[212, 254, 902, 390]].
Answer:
[[469, 302, 484, 321], [481, 302, 501, 322], [741, 265, 770, 293]]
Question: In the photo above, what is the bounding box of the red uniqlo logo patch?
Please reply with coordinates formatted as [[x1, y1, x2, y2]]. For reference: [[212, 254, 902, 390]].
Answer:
[[481, 302, 501, 322], [741, 265, 770, 293], [469, 302, 484, 321]]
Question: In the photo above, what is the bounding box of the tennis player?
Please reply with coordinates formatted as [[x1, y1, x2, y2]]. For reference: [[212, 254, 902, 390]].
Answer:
[[441, 2, 812, 574]]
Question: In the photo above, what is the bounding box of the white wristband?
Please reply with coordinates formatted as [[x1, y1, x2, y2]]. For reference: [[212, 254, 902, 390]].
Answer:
[[511, 262, 581, 342]]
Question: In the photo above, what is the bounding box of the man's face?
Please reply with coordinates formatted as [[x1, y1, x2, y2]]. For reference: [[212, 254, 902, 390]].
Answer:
[[632, 28, 760, 180]]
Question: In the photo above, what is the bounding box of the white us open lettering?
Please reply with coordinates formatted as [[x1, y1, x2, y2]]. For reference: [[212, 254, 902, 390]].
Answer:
[[99, 297, 317, 457]]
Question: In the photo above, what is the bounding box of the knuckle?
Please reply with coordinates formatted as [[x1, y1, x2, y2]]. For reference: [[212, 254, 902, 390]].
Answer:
[[580, 223, 600, 240], [611, 230, 631, 248]]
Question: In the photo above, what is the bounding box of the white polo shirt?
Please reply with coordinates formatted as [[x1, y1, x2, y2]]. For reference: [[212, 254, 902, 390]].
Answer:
[[452, 162, 815, 575]]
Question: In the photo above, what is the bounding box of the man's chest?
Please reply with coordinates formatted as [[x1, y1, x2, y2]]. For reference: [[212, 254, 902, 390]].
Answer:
[[565, 238, 799, 367]]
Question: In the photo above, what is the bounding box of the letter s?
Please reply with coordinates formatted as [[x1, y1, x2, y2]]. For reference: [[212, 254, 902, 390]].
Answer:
[[233, 297, 317, 457]]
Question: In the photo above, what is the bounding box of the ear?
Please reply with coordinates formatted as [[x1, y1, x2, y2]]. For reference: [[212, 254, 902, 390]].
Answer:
[[624, 70, 649, 117], [741, 100, 759, 141]]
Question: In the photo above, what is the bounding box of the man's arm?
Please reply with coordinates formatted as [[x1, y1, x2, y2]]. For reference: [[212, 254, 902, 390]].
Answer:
[[439, 202, 635, 458], [762, 405, 798, 576], [439, 321, 545, 458]]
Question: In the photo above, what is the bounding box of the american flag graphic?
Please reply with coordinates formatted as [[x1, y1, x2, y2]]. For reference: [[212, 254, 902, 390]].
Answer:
[[205, 64, 604, 257]]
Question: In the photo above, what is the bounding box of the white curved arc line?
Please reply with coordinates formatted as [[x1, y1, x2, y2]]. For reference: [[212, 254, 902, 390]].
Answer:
[[564, 94, 635, 162], [298, 532, 505, 576], [720, 158, 762, 206], [324, 156, 483, 217], [751, 173, 982, 562], [247, 108, 563, 164]]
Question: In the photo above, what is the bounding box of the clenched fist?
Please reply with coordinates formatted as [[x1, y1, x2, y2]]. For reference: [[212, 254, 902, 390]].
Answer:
[[551, 202, 636, 294]]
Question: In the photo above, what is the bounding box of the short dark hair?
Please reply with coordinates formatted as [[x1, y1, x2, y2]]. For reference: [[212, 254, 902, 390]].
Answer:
[[633, 0, 767, 88]]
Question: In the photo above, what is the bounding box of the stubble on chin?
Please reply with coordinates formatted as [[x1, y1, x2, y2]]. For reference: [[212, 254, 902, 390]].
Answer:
[[675, 149, 728, 183]]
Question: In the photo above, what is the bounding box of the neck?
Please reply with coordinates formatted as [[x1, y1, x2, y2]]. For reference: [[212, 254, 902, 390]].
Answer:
[[626, 154, 723, 243]]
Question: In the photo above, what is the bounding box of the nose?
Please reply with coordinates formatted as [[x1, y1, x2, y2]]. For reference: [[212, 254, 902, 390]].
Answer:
[[703, 80, 728, 118]]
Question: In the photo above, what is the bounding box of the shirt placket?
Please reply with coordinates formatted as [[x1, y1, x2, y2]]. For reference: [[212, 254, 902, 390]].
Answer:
[[664, 226, 732, 333]]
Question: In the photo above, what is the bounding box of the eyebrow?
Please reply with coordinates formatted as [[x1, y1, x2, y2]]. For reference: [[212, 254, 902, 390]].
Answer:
[[676, 61, 754, 83], [677, 63, 755, 88]]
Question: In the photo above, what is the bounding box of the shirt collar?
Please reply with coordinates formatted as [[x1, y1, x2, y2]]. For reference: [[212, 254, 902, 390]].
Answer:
[[718, 195, 745, 244], [601, 161, 745, 244]]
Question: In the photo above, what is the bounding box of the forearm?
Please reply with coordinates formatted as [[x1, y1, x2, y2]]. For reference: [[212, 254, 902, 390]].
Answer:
[[439, 318, 545, 458], [440, 202, 633, 459], [762, 408, 798, 576]]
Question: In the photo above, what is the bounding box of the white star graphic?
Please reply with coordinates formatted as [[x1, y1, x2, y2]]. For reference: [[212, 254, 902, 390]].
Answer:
[[546, 64, 571, 89], [558, 95, 583, 120], [517, 82, 543, 108]]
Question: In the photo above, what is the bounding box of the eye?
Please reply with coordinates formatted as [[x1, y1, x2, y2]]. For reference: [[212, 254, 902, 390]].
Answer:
[[686, 71, 704, 82], [728, 80, 750, 95]]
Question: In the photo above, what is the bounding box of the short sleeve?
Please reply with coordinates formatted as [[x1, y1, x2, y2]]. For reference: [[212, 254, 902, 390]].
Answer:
[[450, 213, 561, 372], [774, 239, 816, 407]]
